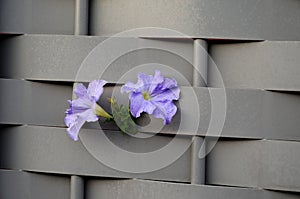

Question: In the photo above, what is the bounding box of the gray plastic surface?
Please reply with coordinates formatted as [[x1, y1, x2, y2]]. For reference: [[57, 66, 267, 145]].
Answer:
[[0, 170, 70, 199], [0, 125, 191, 182], [209, 41, 300, 90], [0, 0, 75, 34], [85, 179, 300, 199], [2, 36, 300, 91], [71, 176, 84, 199], [90, 0, 300, 40], [74, 0, 88, 35], [0, 35, 193, 84], [0, 79, 71, 126], [207, 140, 300, 192]]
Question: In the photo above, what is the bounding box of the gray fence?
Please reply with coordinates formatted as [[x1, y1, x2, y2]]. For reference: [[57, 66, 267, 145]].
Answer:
[[0, 0, 300, 198]]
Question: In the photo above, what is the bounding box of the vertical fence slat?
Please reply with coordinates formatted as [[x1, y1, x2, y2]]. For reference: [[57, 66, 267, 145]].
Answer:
[[75, 0, 89, 35], [191, 39, 208, 184], [70, 176, 84, 199]]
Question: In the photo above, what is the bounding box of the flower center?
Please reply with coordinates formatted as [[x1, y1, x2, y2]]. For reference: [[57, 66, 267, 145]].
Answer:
[[143, 91, 151, 100]]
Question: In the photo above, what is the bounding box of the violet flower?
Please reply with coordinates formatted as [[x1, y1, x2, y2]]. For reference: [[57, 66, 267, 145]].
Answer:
[[121, 70, 180, 124], [64, 80, 112, 141]]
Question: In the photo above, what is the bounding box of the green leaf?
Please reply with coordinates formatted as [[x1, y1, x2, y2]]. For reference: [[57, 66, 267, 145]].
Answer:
[[110, 97, 138, 135]]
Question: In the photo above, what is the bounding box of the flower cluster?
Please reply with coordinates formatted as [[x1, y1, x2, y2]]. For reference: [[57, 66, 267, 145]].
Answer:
[[64, 71, 180, 141]]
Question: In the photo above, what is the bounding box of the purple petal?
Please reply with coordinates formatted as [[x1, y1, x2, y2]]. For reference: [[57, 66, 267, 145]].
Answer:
[[69, 97, 94, 114], [64, 110, 98, 141], [161, 77, 178, 90], [152, 87, 180, 102], [74, 83, 88, 98], [146, 70, 164, 94], [121, 79, 144, 94], [151, 76, 179, 97], [78, 108, 98, 122], [129, 92, 156, 117], [64, 112, 77, 127], [137, 71, 162, 93], [68, 98, 98, 121], [151, 100, 177, 124], [121, 71, 164, 95], [138, 72, 153, 91], [87, 80, 107, 101], [66, 116, 86, 141]]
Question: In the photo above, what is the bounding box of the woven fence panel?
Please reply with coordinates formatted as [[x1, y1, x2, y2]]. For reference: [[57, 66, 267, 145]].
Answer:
[[0, 0, 300, 198]]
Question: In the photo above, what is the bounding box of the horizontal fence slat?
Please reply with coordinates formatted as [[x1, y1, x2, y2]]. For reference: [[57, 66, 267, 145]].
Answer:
[[0, 170, 70, 199], [2, 36, 300, 90], [0, 79, 71, 126], [0, 35, 194, 84], [0, 125, 191, 182], [85, 179, 300, 199], [207, 140, 300, 192], [0, 0, 75, 34], [209, 41, 300, 91], [1, 79, 300, 141], [90, 0, 300, 40]]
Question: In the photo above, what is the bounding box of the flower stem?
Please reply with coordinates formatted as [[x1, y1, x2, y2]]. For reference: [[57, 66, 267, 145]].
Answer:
[[94, 104, 113, 119]]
